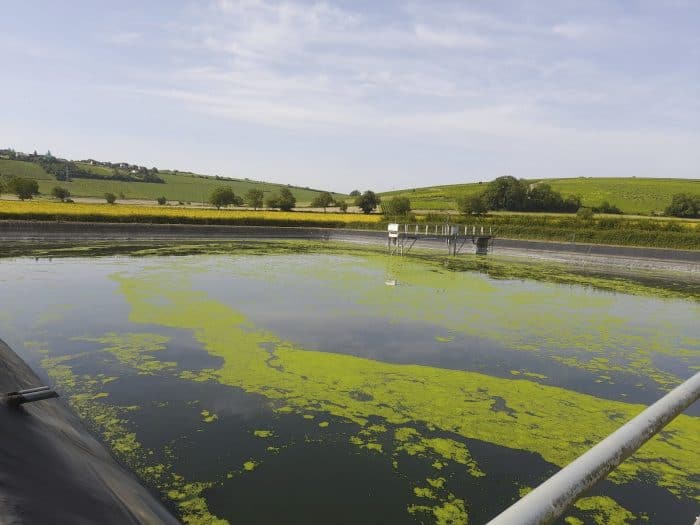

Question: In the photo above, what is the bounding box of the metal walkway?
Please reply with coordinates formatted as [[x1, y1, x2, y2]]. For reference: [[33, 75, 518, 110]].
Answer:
[[387, 223, 494, 256]]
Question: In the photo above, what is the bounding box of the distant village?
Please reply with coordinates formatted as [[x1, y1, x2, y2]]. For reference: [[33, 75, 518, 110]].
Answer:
[[0, 148, 152, 174]]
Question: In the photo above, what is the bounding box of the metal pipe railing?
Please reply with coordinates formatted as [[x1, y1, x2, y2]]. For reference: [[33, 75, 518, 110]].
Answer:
[[487, 371, 700, 525], [3, 385, 59, 406]]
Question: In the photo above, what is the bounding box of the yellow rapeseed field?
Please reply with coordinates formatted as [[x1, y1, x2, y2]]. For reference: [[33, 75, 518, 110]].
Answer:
[[0, 200, 382, 225]]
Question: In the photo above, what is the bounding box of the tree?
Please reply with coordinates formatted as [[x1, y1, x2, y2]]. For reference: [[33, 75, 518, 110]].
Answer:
[[245, 189, 264, 210], [665, 193, 699, 218], [482, 176, 527, 211], [8, 177, 39, 200], [143, 171, 165, 183], [276, 188, 296, 211], [311, 191, 334, 212], [576, 207, 594, 220], [349, 190, 361, 197], [563, 195, 582, 213], [157, 196, 167, 205], [594, 201, 623, 214], [382, 196, 411, 216], [209, 187, 236, 209], [526, 183, 564, 212], [51, 186, 70, 202], [456, 193, 486, 216], [355, 190, 380, 214], [335, 198, 348, 213], [104, 192, 117, 204]]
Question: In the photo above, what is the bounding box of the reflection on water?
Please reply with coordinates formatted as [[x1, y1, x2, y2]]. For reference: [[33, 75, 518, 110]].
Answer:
[[0, 253, 698, 525]]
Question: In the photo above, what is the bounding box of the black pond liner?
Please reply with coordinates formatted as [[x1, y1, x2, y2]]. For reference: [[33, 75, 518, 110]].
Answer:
[[0, 337, 179, 525]]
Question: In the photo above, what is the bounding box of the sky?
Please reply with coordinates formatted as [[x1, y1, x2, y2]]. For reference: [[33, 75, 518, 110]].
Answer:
[[2, 1, 699, 192]]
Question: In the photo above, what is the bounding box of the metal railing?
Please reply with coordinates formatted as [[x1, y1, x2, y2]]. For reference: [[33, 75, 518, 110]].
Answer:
[[486, 371, 700, 525], [389, 223, 493, 237]]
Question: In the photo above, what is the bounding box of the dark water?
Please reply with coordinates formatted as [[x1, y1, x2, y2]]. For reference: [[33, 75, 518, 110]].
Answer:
[[0, 254, 698, 525]]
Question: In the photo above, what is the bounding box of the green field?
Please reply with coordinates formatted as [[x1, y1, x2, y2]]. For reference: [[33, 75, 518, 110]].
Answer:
[[0, 159, 345, 205], [0, 159, 57, 180], [3, 154, 698, 215], [382, 177, 700, 215]]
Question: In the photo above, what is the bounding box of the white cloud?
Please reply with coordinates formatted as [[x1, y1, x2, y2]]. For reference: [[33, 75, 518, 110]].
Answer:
[[552, 23, 595, 40], [414, 24, 490, 49], [10, 0, 698, 187], [105, 32, 143, 45]]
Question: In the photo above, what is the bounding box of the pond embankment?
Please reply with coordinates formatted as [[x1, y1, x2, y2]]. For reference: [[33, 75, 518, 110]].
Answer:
[[1, 220, 698, 274], [0, 337, 179, 525]]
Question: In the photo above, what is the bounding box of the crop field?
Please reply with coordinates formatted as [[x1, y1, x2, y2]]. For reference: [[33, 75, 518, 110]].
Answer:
[[381, 178, 700, 215], [0, 200, 380, 227], [0, 159, 345, 205]]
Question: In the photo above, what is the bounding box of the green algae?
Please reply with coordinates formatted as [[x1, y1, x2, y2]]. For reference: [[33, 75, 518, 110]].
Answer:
[[414, 486, 437, 499], [518, 485, 532, 497], [281, 252, 699, 390], [110, 267, 699, 515], [574, 496, 636, 524], [39, 351, 229, 525], [394, 428, 484, 478], [510, 370, 548, 380], [427, 477, 446, 489], [253, 430, 274, 438], [409, 494, 469, 525], [243, 460, 258, 472], [349, 435, 383, 453], [7, 238, 698, 301], [318, 421, 329, 428], [564, 517, 584, 525], [73, 332, 175, 375], [201, 410, 218, 423]]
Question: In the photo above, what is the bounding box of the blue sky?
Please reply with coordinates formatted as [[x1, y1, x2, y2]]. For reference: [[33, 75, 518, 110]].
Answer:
[[2, 1, 699, 192]]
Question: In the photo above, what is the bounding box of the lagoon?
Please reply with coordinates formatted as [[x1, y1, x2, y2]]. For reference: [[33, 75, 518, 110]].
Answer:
[[1, 247, 698, 524]]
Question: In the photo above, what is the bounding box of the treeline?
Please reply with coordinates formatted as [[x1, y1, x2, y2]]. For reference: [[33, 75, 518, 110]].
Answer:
[[36, 157, 164, 184], [456, 176, 584, 215]]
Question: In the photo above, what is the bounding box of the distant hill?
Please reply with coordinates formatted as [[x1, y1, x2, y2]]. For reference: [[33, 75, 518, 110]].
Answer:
[[380, 177, 700, 215], [0, 152, 345, 205]]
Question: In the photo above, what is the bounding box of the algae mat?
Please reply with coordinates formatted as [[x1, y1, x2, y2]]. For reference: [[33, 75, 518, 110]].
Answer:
[[0, 252, 698, 524]]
